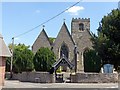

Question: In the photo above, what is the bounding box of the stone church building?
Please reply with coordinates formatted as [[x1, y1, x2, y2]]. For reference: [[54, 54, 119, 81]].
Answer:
[[32, 18, 93, 72]]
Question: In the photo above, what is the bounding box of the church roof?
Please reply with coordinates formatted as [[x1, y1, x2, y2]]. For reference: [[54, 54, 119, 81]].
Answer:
[[41, 29, 50, 43], [32, 28, 51, 47], [32, 28, 52, 53], [52, 54, 74, 70], [54, 22, 75, 45], [0, 33, 11, 57], [63, 22, 75, 44]]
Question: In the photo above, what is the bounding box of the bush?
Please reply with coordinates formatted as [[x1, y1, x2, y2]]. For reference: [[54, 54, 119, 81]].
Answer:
[[33, 47, 56, 72], [84, 49, 101, 73], [6, 44, 34, 73]]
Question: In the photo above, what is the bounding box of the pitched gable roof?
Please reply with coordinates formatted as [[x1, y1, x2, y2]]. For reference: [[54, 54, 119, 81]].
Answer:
[[41, 29, 50, 42], [32, 29, 51, 53], [54, 22, 75, 45], [0, 33, 11, 57], [33, 28, 50, 46], [52, 55, 74, 70]]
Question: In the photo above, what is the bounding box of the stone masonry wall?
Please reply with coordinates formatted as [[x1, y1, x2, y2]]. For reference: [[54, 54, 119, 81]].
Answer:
[[6, 72, 54, 83], [6, 72, 118, 83], [71, 73, 118, 83], [71, 18, 93, 72], [32, 30, 51, 54], [53, 23, 75, 65]]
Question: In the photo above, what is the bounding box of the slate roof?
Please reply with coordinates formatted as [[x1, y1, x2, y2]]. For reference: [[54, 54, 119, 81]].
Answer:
[[52, 54, 74, 71], [41, 29, 50, 43], [32, 28, 51, 47], [61, 22, 75, 45], [0, 33, 11, 57]]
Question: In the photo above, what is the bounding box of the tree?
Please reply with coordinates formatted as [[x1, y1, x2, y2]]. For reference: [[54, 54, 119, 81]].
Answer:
[[101, 9, 120, 69], [6, 44, 34, 73], [84, 49, 101, 73], [6, 57, 11, 72], [92, 9, 120, 70], [33, 47, 56, 72], [49, 37, 56, 45]]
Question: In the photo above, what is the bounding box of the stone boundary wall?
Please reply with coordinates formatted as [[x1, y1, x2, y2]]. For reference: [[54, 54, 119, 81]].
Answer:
[[6, 72, 118, 83], [6, 72, 54, 83], [70, 73, 118, 83]]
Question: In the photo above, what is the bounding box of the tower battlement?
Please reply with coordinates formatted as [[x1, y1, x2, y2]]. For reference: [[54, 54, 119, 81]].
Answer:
[[72, 18, 90, 22]]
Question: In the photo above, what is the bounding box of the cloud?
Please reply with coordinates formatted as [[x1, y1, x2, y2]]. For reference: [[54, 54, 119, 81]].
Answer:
[[15, 37, 19, 40], [35, 10, 40, 13], [66, 6, 84, 15]]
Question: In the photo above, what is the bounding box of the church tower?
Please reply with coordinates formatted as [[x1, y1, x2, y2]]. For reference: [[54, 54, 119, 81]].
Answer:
[[71, 18, 90, 44], [71, 18, 92, 72]]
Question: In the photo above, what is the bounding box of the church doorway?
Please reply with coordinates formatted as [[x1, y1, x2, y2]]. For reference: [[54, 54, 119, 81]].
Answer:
[[60, 43, 69, 71]]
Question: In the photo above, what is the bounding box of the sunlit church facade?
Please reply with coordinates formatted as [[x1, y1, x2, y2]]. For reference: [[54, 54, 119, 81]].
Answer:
[[32, 18, 93, 72]]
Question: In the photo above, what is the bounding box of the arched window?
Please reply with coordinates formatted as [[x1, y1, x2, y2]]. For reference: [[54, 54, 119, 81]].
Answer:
[[79, 23, 84, 31], [60, 43, 69, 71], [60, 43, 69, 59]]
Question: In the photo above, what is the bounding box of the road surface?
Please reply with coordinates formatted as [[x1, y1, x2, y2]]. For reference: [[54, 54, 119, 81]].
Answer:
[[1, 80, 119, 90]]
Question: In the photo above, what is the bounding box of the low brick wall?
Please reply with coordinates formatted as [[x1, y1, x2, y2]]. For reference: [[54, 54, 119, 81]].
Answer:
[[70, 73, 118, 83], [6, 72, 54, 83]]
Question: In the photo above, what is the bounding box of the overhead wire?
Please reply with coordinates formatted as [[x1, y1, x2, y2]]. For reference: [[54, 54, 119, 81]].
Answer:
[[10, 1, 82, 71], [13, 0, 82, 38]]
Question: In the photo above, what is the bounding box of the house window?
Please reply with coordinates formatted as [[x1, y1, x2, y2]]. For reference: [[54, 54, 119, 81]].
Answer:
[[79, 23, 84, 31]]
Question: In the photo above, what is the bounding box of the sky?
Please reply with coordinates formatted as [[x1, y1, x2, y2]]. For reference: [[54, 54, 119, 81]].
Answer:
[[1, 1, 119, 49]]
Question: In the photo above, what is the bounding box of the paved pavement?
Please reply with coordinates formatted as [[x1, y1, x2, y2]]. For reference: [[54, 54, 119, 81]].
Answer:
[[1, 80, 118, 89], [0, 86, 2, 90]]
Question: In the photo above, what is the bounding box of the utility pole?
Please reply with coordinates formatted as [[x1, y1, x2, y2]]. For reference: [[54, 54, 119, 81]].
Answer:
[[10, 37, 14, 79]]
